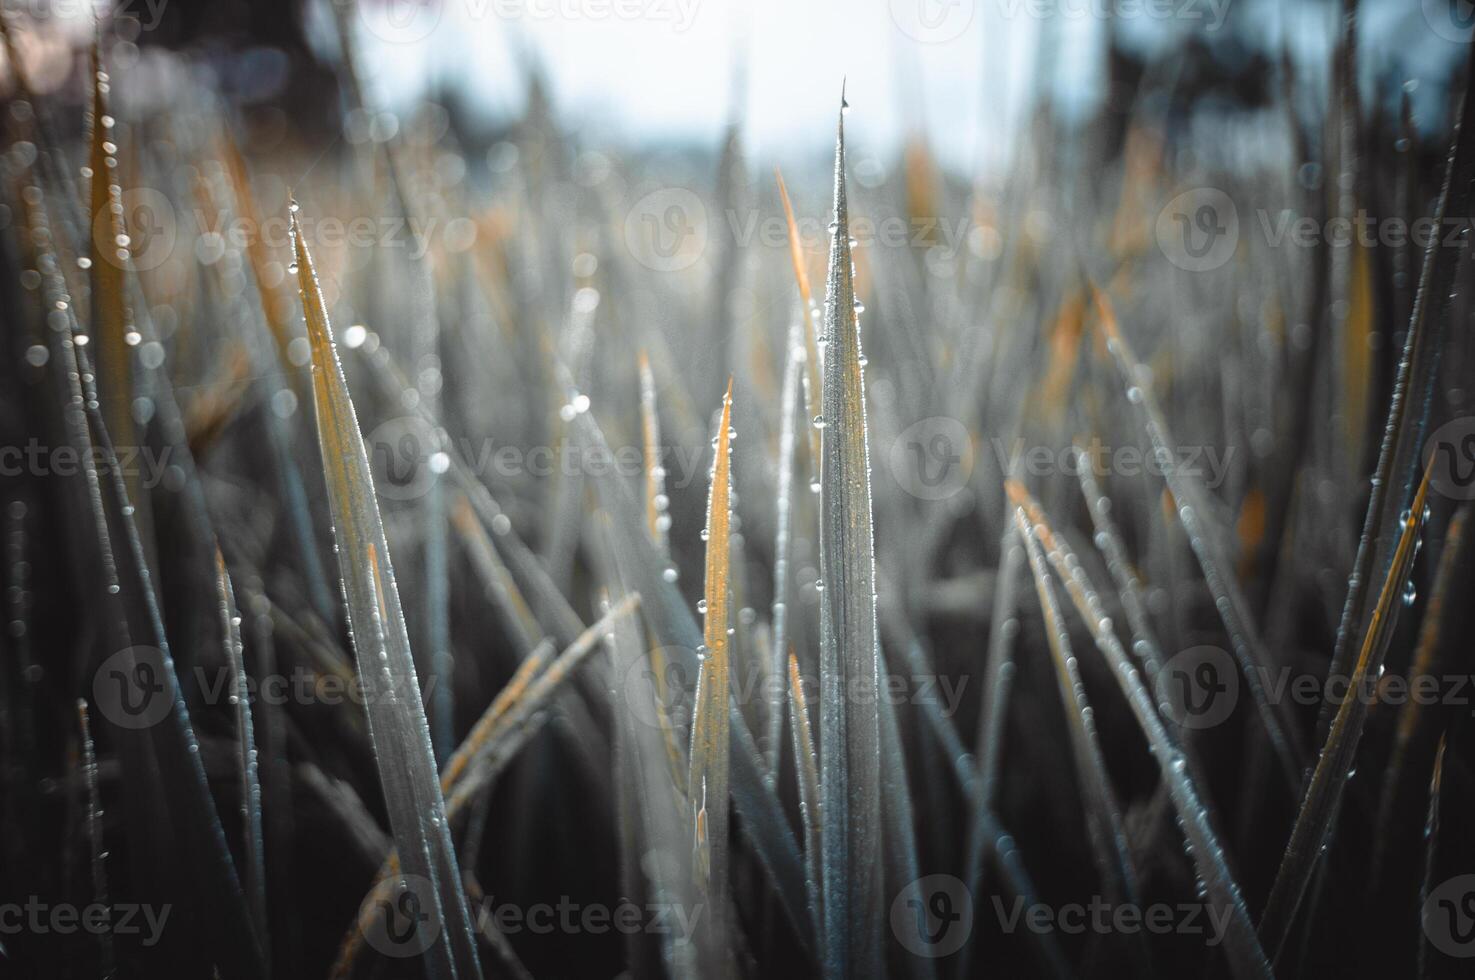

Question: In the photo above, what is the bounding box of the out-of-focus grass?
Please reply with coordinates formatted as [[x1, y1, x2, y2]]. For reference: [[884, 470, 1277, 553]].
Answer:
[[0, 7, 1473, 980]]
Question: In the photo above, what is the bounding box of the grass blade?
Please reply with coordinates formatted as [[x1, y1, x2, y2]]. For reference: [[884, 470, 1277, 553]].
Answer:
[[1008, 480, 1271, 980], [334, 595, 640, 978], [776, 168, 823, 485], [1258, 464, 1434, 961], [291, 207, 481, 980], [688, 379, 734, 952], [788, 652, 824, 945], [817, 87, 883, 979], [1417, 736, 1447, 980], [1012, 505, 1151, 976], [1371, 504, 1472, 889], [563, 383, 814, 950], [1075, 437, 1167, 684], [215, 551, 267, 962], [1317, 41, 1475, 742], [19, 131, 264, 976], [639, 350, 672, 555], [85, 47, 139, 514], [766, 325, 805, 777], [1092, 287, 1303, 789], [450, 494, 542, 660], [76, 699, 112, 977]]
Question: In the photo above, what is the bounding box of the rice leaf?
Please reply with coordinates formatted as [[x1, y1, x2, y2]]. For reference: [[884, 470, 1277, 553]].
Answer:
[[788, 652, 824, 944], [816, 86, 884, 979], [85, 46, 139, 511], [215, 550, 267, 961], [291, 207, 481, 980], [1091, 287, 1302, 789], [1011, 505, 1151, 976], [1417, 736, 1447, 980], [20, 134, 264, 978], [1074, 437, 1167, 684], [354, 341, 587, 648], [76, 698, 112, 977], [334, 595, 639, 979], [688, 379, 734, 947], [220, 127, 336, 624], [1371, 504, 1472, 889], [639, 350, 671, 555], [561, 380, 814, 950], [1007, 480, 1271, 980], [1257, 464, 1434, 961], [1317, 40, 1475, 742], [442, 593, 641, 816], [450, 493, 542, 660], [766, 323, 805, 777], [776, 168, 823, 483]]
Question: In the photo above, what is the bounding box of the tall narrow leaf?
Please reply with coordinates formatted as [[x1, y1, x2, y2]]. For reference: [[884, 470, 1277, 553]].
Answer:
[[1258, 465, 1434, 960], [1008, 480, 1271, 980], [767, 323, 804, 776], [1092, 288, 1302, 788], [688, 380, 734, 950], [817, 89, 883, 978], [215, 551, 266, 959], [290, 208, 481, 980], [776, 168, 823, 482], [639, 350, 671, 555], [1012, 506, 1150, 976]]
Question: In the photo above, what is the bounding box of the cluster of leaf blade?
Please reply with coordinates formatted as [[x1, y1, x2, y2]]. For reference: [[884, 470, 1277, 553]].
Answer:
[[3, 9, 1475, 980]]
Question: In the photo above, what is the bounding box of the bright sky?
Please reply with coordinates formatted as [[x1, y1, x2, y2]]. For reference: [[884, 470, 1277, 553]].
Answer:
[[341, 0, 1464, 175]]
